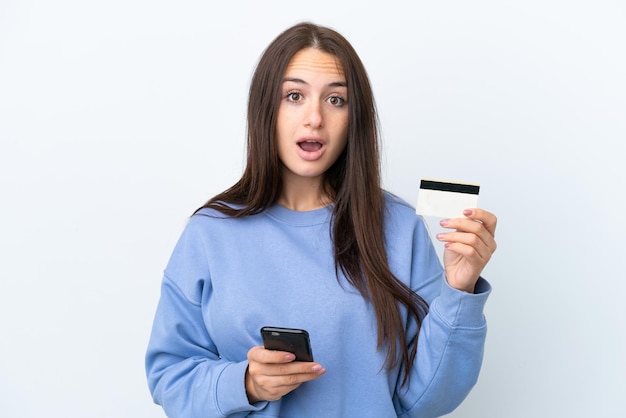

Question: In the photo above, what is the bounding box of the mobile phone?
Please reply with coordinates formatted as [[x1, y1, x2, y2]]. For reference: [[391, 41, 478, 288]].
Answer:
[[260, 326, 314, 362]]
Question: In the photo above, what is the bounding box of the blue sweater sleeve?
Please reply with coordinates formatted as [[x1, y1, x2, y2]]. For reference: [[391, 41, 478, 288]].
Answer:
[[397, 279, 490, 417], [395, 215, 491, 418], [145, 220, 267, 418]]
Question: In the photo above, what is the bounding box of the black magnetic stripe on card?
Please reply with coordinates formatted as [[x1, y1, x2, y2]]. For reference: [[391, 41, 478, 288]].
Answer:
[[420, 180, 480, 195]]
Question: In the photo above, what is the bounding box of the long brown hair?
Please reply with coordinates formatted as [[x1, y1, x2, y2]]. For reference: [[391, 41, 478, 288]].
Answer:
[[197, 22, 428, 387]]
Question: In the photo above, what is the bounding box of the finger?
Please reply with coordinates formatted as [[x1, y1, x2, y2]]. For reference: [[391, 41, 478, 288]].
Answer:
[[445, 241, 493, 266], [247, 372, 301, 402], [248, 345, 296, 365], [438, 232, 493, 262], [462, 208, 497, 237], [248, 362, 326, 401], [439, 220, 497, 253], [248, 347, 325, 377], [271, 363, 326, 382]]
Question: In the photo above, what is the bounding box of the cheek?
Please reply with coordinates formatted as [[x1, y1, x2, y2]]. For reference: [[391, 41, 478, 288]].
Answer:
[[337, 117, 349, 148], [338, 136, 348, 157], [275, 110, 291, 148], [276, 107, 298, 137]]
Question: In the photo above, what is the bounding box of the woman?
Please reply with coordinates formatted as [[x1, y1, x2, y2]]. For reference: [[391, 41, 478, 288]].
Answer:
[[146, 22, 497, 418]]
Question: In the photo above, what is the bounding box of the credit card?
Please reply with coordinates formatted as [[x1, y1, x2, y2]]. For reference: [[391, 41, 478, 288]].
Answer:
[[416, 179, 480, 218]]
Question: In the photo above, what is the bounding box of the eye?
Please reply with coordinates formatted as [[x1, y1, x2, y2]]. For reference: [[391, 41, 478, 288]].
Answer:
[[286, 91, 303, 102], [327, 95, 346, 107]]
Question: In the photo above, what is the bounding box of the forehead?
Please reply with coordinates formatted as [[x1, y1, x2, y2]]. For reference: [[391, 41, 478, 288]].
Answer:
[[284, 48, 345, 79]]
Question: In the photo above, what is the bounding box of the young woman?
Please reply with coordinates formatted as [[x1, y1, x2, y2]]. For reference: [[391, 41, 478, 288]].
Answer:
[[146, 22, 497, 418]]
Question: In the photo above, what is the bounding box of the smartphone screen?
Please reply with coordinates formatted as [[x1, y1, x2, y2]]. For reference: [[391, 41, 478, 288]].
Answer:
[[260, 326, 314, 362]]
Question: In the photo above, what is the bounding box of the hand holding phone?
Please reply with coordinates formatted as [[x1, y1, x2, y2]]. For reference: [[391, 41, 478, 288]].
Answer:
[[246, 329, 323, 403], [260, 326, 314, 362]]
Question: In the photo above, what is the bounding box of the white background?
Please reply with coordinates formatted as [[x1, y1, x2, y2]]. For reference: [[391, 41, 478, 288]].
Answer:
[[1, 1, 625, 417]]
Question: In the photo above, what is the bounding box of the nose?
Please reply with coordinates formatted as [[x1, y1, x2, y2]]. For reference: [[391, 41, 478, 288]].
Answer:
[[304, 101, 323, 128]]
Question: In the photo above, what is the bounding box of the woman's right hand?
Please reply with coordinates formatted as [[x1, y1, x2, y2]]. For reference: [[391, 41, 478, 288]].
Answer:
[[245, 346, 326, 403]]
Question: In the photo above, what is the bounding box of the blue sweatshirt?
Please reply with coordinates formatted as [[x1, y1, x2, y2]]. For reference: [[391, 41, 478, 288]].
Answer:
[[145, 192, 491, 418]]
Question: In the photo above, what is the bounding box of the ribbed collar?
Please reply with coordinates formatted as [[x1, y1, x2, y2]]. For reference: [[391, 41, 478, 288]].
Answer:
[[265, 204, 333, 226]]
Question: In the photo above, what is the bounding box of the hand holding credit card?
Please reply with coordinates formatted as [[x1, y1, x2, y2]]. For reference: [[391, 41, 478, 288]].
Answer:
[[416, 179, 480, 218]]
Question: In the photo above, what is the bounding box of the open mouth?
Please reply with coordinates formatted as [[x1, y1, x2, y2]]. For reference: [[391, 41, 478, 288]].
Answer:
[[298, 140, 323, 152]]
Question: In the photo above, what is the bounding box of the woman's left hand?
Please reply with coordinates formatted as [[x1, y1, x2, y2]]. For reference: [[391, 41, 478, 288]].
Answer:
[[436, 208, 497, 293]]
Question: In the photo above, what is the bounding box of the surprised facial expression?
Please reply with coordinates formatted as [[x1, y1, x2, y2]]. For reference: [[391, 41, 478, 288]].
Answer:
[[275, 48, 349, 185]]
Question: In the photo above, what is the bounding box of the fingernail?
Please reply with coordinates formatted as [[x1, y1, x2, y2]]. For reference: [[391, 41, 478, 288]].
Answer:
[[463, 209, 473, 216], [436, 233, 444, 240], [440, 219, 449, 226], [312, 365, 322, 372]]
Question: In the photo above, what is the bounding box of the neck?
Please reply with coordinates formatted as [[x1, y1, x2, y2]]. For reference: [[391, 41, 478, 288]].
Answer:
[[278, 174, 331, 212]]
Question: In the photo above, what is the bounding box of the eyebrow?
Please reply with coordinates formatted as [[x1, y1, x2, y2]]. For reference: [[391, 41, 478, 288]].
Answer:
[[283, 77, 347, 88]]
